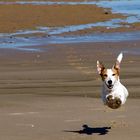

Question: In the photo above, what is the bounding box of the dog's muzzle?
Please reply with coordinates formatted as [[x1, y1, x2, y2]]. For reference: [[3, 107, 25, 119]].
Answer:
[[106, 80, 113, 89]]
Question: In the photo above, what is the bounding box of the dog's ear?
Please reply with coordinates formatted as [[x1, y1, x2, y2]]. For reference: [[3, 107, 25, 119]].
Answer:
[[117, 52, 123, 64], [113, 52, 123, 70], [97, 61, 105, 75]]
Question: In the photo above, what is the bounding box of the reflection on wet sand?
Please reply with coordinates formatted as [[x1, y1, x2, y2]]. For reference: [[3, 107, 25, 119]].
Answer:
[[0, 0, 140, 52]]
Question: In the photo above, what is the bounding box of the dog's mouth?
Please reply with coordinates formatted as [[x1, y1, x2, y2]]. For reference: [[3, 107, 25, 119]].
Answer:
[[106, 83, 113, 89]]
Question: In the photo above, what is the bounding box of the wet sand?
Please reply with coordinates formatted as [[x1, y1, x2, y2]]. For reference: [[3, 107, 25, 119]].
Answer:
[[0, 4, 124, 33], [0, 40, 140, 139], [0, 0, 140, 34], [0, 41, 140, 97]]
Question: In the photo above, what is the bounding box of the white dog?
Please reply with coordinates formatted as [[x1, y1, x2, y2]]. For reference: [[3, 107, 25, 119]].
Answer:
[[97, 53, 128, 109]]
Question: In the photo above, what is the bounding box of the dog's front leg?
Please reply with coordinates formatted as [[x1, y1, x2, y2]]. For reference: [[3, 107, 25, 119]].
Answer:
[[106, 94, 122, 109]]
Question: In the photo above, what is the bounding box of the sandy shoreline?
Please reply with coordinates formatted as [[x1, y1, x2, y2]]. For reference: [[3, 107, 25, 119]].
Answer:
[[0, 0, 140, 34], [0, 41, 139, 98], [0, 4, 124, 33], [0, 94, 140, 140]]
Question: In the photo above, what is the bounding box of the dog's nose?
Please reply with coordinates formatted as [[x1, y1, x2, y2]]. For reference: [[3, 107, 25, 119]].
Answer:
[[108, 80, 112, 85]]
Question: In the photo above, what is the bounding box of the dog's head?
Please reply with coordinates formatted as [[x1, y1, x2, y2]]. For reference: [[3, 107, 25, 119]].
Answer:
[[97, 53, 123, 89]]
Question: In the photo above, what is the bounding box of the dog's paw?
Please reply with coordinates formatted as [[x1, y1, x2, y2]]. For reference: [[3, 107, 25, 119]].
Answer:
[[115, 97, 122, 106], [106, 95, 113, 101], [106, 96, 122, 109]]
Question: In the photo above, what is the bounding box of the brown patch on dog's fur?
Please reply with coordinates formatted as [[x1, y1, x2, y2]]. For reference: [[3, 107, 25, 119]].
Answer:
[[97, 61, 107, 81], [113, 60, 120, 74], [100, 68, 107, 81], [112, 68, 119, 80], [99, 64, 119, 81], [97, 60, 120, 81]]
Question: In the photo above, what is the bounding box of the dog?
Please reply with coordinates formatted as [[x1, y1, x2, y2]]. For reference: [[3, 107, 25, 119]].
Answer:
[[97, 52, 128, 109]]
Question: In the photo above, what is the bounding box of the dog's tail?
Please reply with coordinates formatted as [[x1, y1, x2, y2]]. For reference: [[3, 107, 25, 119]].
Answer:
[[117, 52, 123, 63]]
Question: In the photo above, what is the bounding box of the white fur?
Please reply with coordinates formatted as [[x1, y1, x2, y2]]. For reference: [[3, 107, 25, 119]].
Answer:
[[102, 69, 128, 105], [117, 52, 123, 63], [97, 53, 129, 107]]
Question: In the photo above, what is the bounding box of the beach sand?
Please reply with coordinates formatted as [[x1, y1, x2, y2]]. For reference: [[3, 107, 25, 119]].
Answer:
[[0, 41, 140, 97], [0, 1, 140, 139], [0, 4, 125, 33], [0, 41, 140, 139], [0, 94, 139, 140]]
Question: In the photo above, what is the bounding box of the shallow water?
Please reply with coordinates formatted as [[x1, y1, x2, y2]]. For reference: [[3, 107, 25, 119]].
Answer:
[[0, 0, 140, 52], [1, 31, 140, 54], [0, 18, 129, 37], [97, 0, 140, 24]]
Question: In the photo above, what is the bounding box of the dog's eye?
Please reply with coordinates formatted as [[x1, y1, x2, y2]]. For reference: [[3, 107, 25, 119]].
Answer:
[[103, 74, 107, 77], [112, 74, 116, 76]]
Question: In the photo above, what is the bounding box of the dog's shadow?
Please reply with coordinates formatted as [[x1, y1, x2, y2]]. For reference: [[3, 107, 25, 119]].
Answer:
[[64, 124, 111, 135]]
